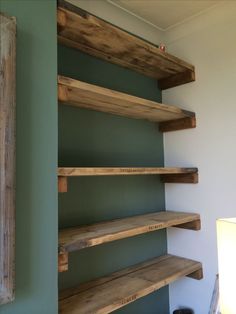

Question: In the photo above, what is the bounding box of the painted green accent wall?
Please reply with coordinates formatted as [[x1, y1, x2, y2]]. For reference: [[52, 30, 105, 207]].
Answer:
[[58, 45, 169, 313], [0, 1, 168, 312], [0, 1, 58, 314]]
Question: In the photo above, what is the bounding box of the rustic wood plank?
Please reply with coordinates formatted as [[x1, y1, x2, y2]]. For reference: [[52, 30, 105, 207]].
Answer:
[[57, 167, 198, 177], [59, 211, 201, 254], [0, 13, 16, 305], [160, 172, 198, 184], [59, 254, 203, 314], [60, 255, 170, 300], [159, 117, 196, 133], [57, 1, 195, 89], [59, 252, 69, 273], [58, 76, 195, 125], [58, 176, 68, 193]]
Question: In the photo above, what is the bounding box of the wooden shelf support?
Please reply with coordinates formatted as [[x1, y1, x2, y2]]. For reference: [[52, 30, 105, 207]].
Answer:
[[177, 219, 201, 231], [58, 176, 68, 193], [187, 267, 203, 280], [160, 172, 198, 184], [159, 117, 196, 133], [176, 219, 201, 231], [58, 252, 69, 273], [158, 69, 195, 90]]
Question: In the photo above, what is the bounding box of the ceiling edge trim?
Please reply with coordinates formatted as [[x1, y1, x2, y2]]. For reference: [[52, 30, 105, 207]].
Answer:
[[165, 1, 235, 45], [107, 0, 226, 33], [107, 0, 165, 32], [165, 1, 226, 31]]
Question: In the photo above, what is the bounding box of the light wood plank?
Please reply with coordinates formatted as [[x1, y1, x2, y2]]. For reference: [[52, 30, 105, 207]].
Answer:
[[59, 254, 203, 314], [57, 167, 198, 177], [60, 255, 169, 300], [57, 168, 199, 189], [0, 13, 16, 305], [59, 211, 201, 254], [57, 1, 195, 89], [58, 76, 195, 125]]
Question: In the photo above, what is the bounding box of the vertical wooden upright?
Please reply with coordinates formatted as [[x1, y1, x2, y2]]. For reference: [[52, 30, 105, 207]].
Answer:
[[0, 13, 16, 305]]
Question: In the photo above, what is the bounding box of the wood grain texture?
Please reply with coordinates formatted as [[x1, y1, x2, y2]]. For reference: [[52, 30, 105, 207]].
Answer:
[[59, 254, 203, 314], [59, 211, 201, 254], [57, 1, 195, 89], [58, 167, 198, 177], [58, 76, 195, 124], [0, 13, 16, 305]]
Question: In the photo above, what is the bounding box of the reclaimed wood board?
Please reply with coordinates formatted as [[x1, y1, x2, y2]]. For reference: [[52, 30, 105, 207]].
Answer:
[[58, 167, 198, 177], [0, 13, 16, 305], [59, 211, 201, 253], [57, 0, 195, 89], [58, 76, 195, 128], [59, 254, 203, 314]]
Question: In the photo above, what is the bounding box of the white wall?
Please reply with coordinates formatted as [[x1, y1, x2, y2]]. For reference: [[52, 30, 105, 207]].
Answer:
[[163, 2, 236, 313]]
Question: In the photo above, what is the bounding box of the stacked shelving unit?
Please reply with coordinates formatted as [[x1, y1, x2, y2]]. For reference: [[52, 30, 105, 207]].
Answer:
[[57, 1, 203, 313]]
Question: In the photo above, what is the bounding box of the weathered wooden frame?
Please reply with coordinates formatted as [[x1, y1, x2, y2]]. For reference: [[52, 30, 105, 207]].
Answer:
[[0, 13, 16, 304]]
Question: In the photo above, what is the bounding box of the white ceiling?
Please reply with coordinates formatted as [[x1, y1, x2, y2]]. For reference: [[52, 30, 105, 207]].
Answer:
[[108, 0, 223, 31]]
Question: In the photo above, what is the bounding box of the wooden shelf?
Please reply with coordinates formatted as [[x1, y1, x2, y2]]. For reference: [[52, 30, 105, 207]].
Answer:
[[59, 211, 200, 253], [58, 167, 198, 192], [58, 76, 196, 132], [58, 211, 200, 272], [58, 167, 198, 177], [57, 0, 195, 90], [59, 254, 203, 314]]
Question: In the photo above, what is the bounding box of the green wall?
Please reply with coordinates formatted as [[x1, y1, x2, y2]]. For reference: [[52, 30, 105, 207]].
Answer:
[[0, 1, 58, 314], [58, 45, 169, 313], [0, 1, 169, 312]]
